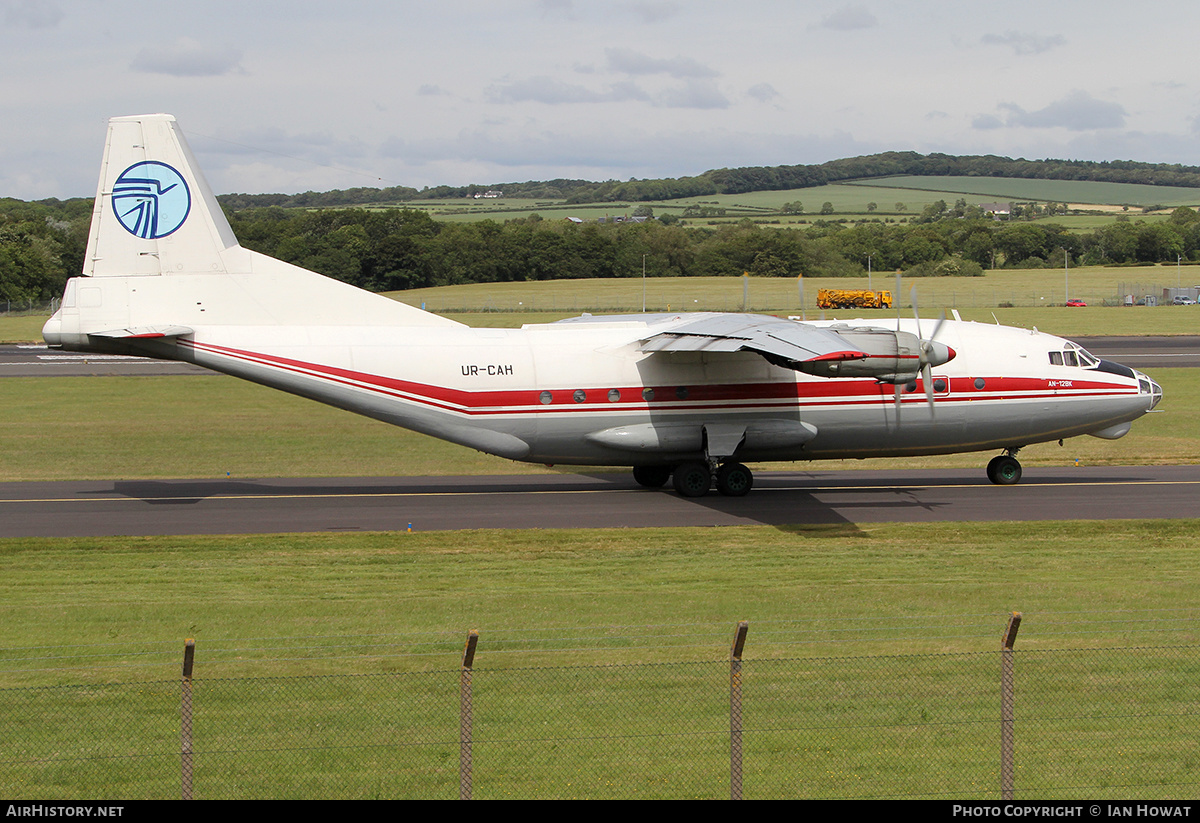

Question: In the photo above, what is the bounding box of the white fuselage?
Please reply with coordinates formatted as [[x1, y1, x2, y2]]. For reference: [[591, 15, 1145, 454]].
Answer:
[[51, 299, 1158, 468]]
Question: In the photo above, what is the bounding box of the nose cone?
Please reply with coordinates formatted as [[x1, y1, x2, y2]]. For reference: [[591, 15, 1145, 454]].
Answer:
[[1135, 369, 1163, 410], [924, 340, 956, 367]]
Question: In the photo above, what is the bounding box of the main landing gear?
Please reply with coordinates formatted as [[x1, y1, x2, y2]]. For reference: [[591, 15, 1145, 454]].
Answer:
[[633, 462, 754, 498], [986, 452, 1023, 485]]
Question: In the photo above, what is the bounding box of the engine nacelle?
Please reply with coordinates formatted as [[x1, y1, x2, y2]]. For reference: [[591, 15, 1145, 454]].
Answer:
[[790, 326, 953, 381]]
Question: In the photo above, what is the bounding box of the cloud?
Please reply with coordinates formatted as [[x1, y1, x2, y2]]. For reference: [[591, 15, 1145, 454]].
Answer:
[[1002, 90, 1127, 130], [130, 38, 244, 77], [974, 90, 1127, 131], [622, 1, 681, 23], [605, 48, 718, 79], [816, 5, 878, 31], [971, 113, 1005, 130], [747, 83, 779, 103], [486, 76, 649, 105], [486, 73, 728, 110], [536, 0, 576, 20], [2, 0, 62, 28], [656, 79, 730, 109], [981, 30, 1067, 56]]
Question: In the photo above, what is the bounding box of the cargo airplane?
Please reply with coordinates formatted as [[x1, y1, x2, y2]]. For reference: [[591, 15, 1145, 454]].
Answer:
[[43, 114, 1163, 497]]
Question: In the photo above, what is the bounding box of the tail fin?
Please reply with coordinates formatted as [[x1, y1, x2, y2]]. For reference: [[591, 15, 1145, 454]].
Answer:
[[85, 113, 251, 278], [48, 113, 460, 342]]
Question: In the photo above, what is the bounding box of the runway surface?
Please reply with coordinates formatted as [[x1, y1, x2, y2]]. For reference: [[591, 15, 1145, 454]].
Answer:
[[3, 336, 1199, 376], [2, 466, 1197, 538], [0, 344, 211, 376]]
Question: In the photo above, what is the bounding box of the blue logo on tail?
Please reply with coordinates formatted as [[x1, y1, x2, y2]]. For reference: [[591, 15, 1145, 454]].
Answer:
[[113, 162, 191, 239]]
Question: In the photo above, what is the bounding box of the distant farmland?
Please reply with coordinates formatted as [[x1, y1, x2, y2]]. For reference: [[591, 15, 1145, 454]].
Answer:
[[400, 175, 1200, 224], [847, 175, 1200, 209]]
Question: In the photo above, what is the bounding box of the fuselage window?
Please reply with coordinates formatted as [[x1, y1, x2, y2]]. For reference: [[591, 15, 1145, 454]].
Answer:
[[1064, 351, 1078, 367], [608, 389, 621, 402], [573, 389, 587, 403], [1049, 352, 1063, 366], [642, 388, 655, 401], [539, 391, 552, 405]]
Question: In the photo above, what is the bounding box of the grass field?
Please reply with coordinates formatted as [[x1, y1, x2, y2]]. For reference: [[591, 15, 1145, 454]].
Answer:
[[385, 269, 1200, 326], [3, 520, 1198, 685], [847, 175, 1200, 210]]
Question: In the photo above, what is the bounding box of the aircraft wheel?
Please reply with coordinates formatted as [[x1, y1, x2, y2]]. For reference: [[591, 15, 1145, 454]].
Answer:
[[987, 455, 1022, 486], [672, 462, 712, 498], [716, 462, 754, 497], [632, 465, 672, 488]]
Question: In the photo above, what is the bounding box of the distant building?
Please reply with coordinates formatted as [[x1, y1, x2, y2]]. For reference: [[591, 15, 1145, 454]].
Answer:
[[596, 215, 653, 224], [981, 202, 1012, 219], [473, 190, 503, 199]]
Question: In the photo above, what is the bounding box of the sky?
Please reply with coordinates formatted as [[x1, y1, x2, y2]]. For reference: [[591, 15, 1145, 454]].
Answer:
[[4, 0, 1200, 201]]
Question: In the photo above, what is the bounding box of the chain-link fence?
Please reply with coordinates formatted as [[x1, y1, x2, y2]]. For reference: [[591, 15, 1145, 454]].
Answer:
[[3, 618, 1199, 799], [0, 298, 58, 317]]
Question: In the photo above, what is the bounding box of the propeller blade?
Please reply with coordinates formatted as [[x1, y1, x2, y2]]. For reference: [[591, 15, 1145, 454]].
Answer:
[[928, 311, 946, 344], [895, 270, 902, 331], [923, 362, 936, 420], [911, 288, 950, 420], [911, 286, 922, 340]]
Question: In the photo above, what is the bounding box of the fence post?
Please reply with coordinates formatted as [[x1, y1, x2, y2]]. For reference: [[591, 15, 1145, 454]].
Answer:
[[460, 630, 478, 800], [181, 638, 195, 800], [1000, 613, 1021, 801], [730, 620, 749, 800]]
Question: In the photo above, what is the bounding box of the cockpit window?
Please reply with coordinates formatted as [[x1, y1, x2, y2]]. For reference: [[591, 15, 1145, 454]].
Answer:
[[1049, 349, 1097, 368]]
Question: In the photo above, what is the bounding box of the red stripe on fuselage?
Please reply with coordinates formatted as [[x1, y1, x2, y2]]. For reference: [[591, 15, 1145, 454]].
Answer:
[[179, 339, 1136, 418]]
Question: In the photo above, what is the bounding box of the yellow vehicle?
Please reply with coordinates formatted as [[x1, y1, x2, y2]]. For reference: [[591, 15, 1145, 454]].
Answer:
[[816, 289, 893, 309]]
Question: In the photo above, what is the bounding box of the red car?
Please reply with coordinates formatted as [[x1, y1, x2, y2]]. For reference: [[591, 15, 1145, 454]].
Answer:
[[1066, 299, 1087, 307]]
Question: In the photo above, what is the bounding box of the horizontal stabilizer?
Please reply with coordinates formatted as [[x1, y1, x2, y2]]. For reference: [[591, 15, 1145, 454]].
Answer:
[[90, 325, 194, 339]]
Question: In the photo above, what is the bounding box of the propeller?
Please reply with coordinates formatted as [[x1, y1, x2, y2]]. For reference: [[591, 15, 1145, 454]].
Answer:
[[911, 287, 954, 414], [890, 273, 956, 422]]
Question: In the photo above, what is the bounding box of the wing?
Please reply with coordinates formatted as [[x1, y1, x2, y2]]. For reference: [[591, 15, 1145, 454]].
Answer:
[[638, 314, 867, 368]]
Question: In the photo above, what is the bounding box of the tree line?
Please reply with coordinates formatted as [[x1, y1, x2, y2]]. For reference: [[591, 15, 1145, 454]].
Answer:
[[7, 197, 1200, 304], [226, 204, 1200, 293]]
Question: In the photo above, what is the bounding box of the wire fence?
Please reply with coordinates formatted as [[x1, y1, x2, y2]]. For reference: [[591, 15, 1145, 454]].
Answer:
[[2, 615, 1199, 800], [0, 298, 58, 317]]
